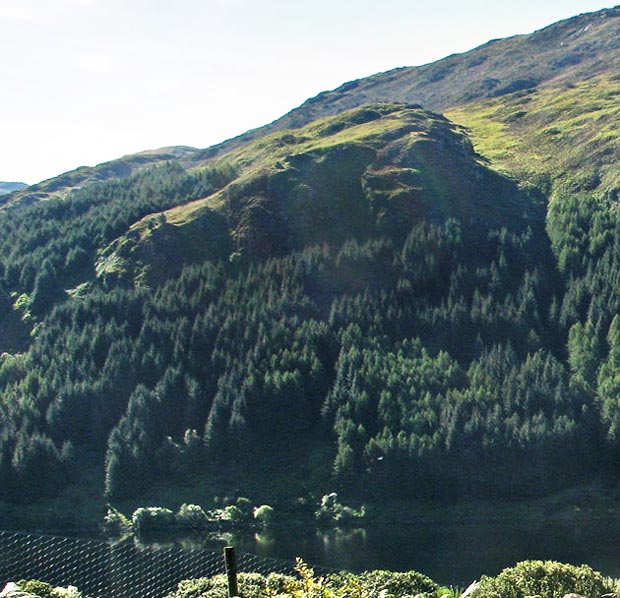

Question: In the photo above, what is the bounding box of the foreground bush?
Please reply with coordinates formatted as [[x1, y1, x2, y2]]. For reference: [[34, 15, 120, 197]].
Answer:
[[471, 560, 616, 598], [166, 559, 448, 598], [356, 569, 439, 596], [165, 572, 288, 598], [1, 580, 82, 598]]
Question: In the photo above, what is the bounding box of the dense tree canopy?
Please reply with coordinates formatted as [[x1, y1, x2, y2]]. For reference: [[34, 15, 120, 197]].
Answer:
[[0, 105, 619, 509]]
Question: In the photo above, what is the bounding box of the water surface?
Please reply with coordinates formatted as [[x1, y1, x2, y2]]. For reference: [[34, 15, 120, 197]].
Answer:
[[220, 519, 620, 586]]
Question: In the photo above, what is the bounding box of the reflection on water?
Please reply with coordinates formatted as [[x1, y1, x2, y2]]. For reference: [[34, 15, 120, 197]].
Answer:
[[116, 518, 620, 587], [212, 520, 620, 586], [254, 530, 277, 550]]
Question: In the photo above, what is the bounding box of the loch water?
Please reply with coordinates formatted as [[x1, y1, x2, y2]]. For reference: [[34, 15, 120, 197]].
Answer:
[[221, 519, 620, 586], [5, 519, 620, 597]]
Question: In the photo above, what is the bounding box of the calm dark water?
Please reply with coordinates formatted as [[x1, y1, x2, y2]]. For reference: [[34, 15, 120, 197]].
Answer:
[[220, 520, 620, 586], [6, 520, 620, 594]]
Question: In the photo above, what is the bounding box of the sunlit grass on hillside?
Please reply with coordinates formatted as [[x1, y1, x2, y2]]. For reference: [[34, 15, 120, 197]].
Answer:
[[446, 74, 620, 195], [163, 104, 448, 227]]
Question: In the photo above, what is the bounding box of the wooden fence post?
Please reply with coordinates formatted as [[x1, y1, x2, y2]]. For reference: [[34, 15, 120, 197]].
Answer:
[[224, 546, 239, 598]]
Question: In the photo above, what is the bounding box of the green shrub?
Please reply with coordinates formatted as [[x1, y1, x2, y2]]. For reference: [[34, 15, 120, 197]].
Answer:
[[102, 506, 132, 535], [132, 506, 176, 532], [222, 504, 244, 523], [166, 561, 450, 598], [471, 560, 614, 598], [265, 573, 297, 594], [16, 580, 55, 598], [176, 503, 209, 529], [166, 572, 269, 598], [14, 580, 82, 598], [314, 493, 366, 525], [356, 569, 439, 597]]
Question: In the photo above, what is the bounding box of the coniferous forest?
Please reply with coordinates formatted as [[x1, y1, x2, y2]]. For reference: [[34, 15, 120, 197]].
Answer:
[[3, 8, 620, 522]]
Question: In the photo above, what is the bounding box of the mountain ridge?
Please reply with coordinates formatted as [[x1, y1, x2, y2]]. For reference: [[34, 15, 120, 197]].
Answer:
[[1, 147, 199, 208], [9, 5, 620, 208], [198, 5, 620, 159]]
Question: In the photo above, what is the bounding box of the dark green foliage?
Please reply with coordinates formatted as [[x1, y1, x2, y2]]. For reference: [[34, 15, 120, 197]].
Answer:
[[30, 259, 63, 316], [0, 201, 598, 503], [2, 103, 620, 508], [0, 161, 235, 321]]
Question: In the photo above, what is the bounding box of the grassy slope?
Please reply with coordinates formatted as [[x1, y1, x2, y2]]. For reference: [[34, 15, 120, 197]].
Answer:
[[99, 103, 534, 287], [446, 74, 620, 198]]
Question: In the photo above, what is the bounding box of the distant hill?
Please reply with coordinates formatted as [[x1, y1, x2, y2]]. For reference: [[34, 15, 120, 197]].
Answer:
[[98, 104, 537, 288], [0, 147, 198, 208], [0, 181, 27, 195]]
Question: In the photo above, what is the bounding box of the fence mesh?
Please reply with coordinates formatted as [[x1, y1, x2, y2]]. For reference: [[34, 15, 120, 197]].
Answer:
[[0, 530, 332, 598]]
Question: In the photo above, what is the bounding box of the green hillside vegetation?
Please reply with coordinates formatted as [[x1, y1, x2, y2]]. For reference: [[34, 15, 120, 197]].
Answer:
[[100, 104, 533, 287], [4, 7, 620, 526], [0, 100, 594, 517], [446, 74, 620, 194]]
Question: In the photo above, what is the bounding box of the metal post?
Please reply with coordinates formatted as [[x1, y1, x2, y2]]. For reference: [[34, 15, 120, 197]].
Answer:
[[224, 546, 239, 598]]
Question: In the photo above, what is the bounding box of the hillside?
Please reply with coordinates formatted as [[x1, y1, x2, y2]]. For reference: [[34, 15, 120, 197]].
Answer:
[[1, 147, 199, 209], [97, 104, 535, 288], [0, 103, 562, 514], [199, 5, 620, 158], [9, 6, 620, 210], [2, 6, 620, 525]]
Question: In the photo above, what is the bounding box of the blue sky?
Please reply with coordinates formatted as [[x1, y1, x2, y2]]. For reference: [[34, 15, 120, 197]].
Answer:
[[0, 0, 614, 184]]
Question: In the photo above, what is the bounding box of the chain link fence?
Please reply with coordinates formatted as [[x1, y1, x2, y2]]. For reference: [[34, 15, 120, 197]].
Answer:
[[0, 530, 331, 598]]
